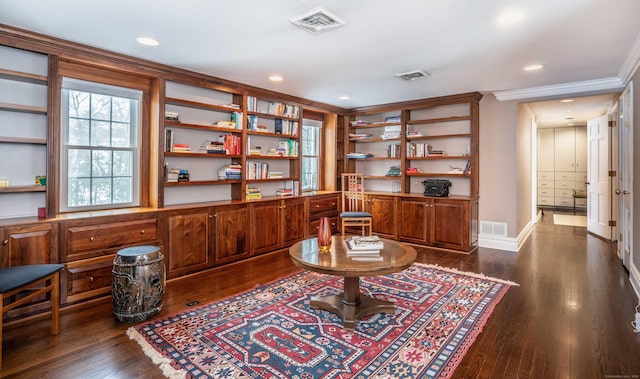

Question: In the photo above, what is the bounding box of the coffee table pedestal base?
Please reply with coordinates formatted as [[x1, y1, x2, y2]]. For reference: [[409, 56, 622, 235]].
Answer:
[[309, 276, 395, 330]]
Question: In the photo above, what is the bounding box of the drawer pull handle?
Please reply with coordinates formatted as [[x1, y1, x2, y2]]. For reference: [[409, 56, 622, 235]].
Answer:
[[90, 237, 95, 242], [1, 240, 7, 246], [140, 230, 145, 235], [315, 205, 320, 208], [89, 277, 94, 283]]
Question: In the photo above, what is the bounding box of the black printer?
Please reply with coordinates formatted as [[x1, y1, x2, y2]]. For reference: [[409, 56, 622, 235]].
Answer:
[[422, 179, 451, 197]]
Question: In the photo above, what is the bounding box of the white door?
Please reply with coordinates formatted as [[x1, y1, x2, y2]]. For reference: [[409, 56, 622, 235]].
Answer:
[[618, 83, 633, 269], [587, 115, 611, 239]]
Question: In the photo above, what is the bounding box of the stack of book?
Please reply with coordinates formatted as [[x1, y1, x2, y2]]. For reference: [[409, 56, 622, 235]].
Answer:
[[172, 143, 191, 153], [164, 111, 179, 121], [246, 186, 262, 200], [214, 120, 236, 129], [167, 168, 189, 183], [386, 165, 401, 176], [276, 188, 293, 196], [218, 163, 241, 180], [344, 235, 384, 258]]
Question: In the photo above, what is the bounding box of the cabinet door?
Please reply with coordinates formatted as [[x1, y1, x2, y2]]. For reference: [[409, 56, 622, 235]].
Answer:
[[537, 128, 555, 171], [399, 198, 431, 244], [554, 127, 576, 172], [213, 204, 249, 265], [281, 198, 306, 247], [0, 223, 56, 267], [366, 195, 396, 238], [250, 201, 281, 255], [166, 209, 211, 277], [575, 126, 587, 172], [431, 199, 470, 251]]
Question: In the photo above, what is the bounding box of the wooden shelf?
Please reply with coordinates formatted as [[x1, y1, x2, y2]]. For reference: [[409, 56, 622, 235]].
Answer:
[[406, 115, 470, 125], [0, 137, 47, 145], [164, 180, 240, 187], [165, 97, 240, 113], [0, 102, 47, 114], [364, 176, 402, 180], [406, 133, 471, 140], [245, 177, 296, 183], [247, 111, 299, 122], [349, 121, 401, 129], [349, 137, 401, 143], [246, 130, 298, 139], [164, 120, 242, 133], [164, 152, 241, 159], [405, 172, 471, 177], [407, 155, 470, 160], [347, 156, 400, 161], [0, 185, 46, 193], [0, 68, 47, 84], [246, 155, 298, 160]]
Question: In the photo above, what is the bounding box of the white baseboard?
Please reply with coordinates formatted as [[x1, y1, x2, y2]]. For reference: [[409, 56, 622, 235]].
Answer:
[[478, 220, 534, 253], [630, 264, 640, 303]]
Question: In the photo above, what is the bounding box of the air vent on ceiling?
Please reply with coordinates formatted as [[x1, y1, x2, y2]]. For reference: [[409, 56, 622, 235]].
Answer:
[[290, 7, 346, 34], [395, 69, 430, 81]]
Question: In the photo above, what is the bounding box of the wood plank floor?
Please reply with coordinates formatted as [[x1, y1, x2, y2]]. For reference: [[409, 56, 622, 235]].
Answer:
[[2, 211, 640, 378]]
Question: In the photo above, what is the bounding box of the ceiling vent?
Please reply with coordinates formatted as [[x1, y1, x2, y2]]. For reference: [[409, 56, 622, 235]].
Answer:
[[290, 7, 346, 34], [395, 69, 430, 81]]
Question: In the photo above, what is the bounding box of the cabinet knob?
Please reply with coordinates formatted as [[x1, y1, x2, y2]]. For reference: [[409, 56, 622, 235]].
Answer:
[[1, 240, 7, 246], [314, 204, 320, 208], [140, 229, 145, 235], [90, 236, 95, 242], [89, 277, 94, 283]]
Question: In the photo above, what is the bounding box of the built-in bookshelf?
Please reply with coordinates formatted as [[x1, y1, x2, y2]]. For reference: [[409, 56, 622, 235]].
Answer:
[[0, 45, 49, 219], [245, 96, 301, 199], [162, 81, 244, 205], [344, 92, 481, 197]]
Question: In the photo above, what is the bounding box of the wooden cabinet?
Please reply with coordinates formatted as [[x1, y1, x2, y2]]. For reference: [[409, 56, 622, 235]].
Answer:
[[250, 197, 307, 255], [213, 204, 249, 265], [366, 194, 397, 238], [308, 193, 339, 237], [165, 208, 211, 278], [60, 213, 162, 304], [399, 198, 430, 245], [0, 222, 58, 319]]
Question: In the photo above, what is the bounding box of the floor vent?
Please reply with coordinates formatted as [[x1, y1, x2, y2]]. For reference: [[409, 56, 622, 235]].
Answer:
[[480, 221, 508, 237], [290, 7, 346, 34]]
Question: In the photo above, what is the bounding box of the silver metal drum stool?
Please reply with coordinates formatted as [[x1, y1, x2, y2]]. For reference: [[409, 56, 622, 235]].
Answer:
[[112, 245, 165, 322]]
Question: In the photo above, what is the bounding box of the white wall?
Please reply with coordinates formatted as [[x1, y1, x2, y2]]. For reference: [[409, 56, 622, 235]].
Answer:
[[631, 71, 640, 298]]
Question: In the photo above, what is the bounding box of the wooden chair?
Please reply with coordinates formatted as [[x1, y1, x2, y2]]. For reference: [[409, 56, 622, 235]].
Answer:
[[0, 264, 64, 369], [340, 173, 372, 236]]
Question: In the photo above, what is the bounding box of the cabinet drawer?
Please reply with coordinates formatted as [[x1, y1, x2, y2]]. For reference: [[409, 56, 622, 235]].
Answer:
[[538, 196, 555, 205], [554, 181, 575, 190], [576, 172, 588, 182], [537, 171, 554, 181], [309, 195, 339, 215], [555, 172, 575, 181], [574, 181, 587, 191], [64, 255, 115, 304], [538, 180, 554, 188], [538, 188, 554, 197], [309, 216, 339, 235], [555, 189, 574, 198], [66, 218, 160, 260], [575, 198, 587, 207], [555, 197, 574, 206]]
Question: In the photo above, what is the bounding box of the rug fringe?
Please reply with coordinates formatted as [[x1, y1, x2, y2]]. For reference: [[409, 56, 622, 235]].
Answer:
[[413, 262, 519, 286], [127, 327, 187, 379]]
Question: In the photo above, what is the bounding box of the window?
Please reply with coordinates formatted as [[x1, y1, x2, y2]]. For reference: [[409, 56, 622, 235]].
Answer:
[[60, 78, 141, 211], [301, 119, 321, 191]]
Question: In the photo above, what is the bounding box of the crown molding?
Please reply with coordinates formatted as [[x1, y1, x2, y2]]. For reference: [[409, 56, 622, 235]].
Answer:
[[492, 77, 625, 101], [618, 32, 640, 84]]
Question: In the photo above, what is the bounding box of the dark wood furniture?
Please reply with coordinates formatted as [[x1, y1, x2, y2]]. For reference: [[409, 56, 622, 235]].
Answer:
[[289, 236, 416, 330]]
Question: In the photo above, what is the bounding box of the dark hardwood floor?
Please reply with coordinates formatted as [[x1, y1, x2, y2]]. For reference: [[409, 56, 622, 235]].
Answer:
[[2, 211, 640, 378]]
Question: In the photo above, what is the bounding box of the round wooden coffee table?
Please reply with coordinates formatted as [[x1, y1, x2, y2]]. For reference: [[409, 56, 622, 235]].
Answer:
[[289, 236, 416, 330]]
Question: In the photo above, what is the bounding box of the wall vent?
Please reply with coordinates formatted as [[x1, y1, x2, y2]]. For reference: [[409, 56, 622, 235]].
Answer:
[[395, 69, 429, 81], [290, 7, 346, 34], [480, 221, 508, 237]]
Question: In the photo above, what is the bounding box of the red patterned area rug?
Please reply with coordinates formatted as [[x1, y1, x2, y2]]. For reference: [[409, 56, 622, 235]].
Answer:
[[128, 263, 516, 378]]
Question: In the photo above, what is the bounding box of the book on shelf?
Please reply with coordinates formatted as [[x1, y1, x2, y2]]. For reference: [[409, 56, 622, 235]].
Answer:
[[246, 185, 262, 200], [231, 111, 243, 130], [406, 167, 422, 174], [386, 165, 401, 176], [381, 125, 401, 140], [387, 143, 401, 158], [349, 120, 369, 126], [463, 159, 471, 174], [276, 188, 293, 196], [215, 120, 236, 129], [267, 171, 284, 179], [164, 111, 179, 121], [349, 133, 372, 140], [166, 168, 189, 182], [172, 143, 191, 152], [218, 163, 242, 180], [428, 149, 446, 156], [346, 152, 374, 159], [164, 129, 174, 152]]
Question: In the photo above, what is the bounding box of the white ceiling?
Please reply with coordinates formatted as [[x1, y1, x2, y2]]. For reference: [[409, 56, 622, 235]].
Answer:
[[0, 0, 639, 122]]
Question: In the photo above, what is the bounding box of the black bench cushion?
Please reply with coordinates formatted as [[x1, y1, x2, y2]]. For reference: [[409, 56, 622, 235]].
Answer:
[[0, 264, 64, 293]]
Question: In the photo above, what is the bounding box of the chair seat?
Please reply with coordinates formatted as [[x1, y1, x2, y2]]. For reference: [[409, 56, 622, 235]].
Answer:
[[0, 264, 64, 293], [340, 211, 372, 218]]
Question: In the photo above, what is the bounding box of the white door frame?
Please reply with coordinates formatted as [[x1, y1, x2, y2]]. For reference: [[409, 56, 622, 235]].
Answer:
[[618, 82, 633, 270], [586, 115, 611, 239]]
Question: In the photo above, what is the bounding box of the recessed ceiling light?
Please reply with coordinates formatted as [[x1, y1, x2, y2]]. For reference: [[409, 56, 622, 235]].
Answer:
[[497, 10, 524, 24], [560, 99, 574, 103], [338, 95, 350, 100], [136, 37, 159, 46], [269, 75, 284, 82], [523, 64, 544, 71]]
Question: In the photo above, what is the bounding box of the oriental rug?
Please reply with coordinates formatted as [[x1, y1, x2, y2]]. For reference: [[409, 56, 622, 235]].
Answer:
[[128, 263, 516, 379]]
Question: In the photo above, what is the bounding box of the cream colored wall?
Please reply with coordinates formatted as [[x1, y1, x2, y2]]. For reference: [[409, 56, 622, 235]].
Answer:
[[479, 94, 518, 238], [516, 103, 534, 233], [632, 71, 640, 282]]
